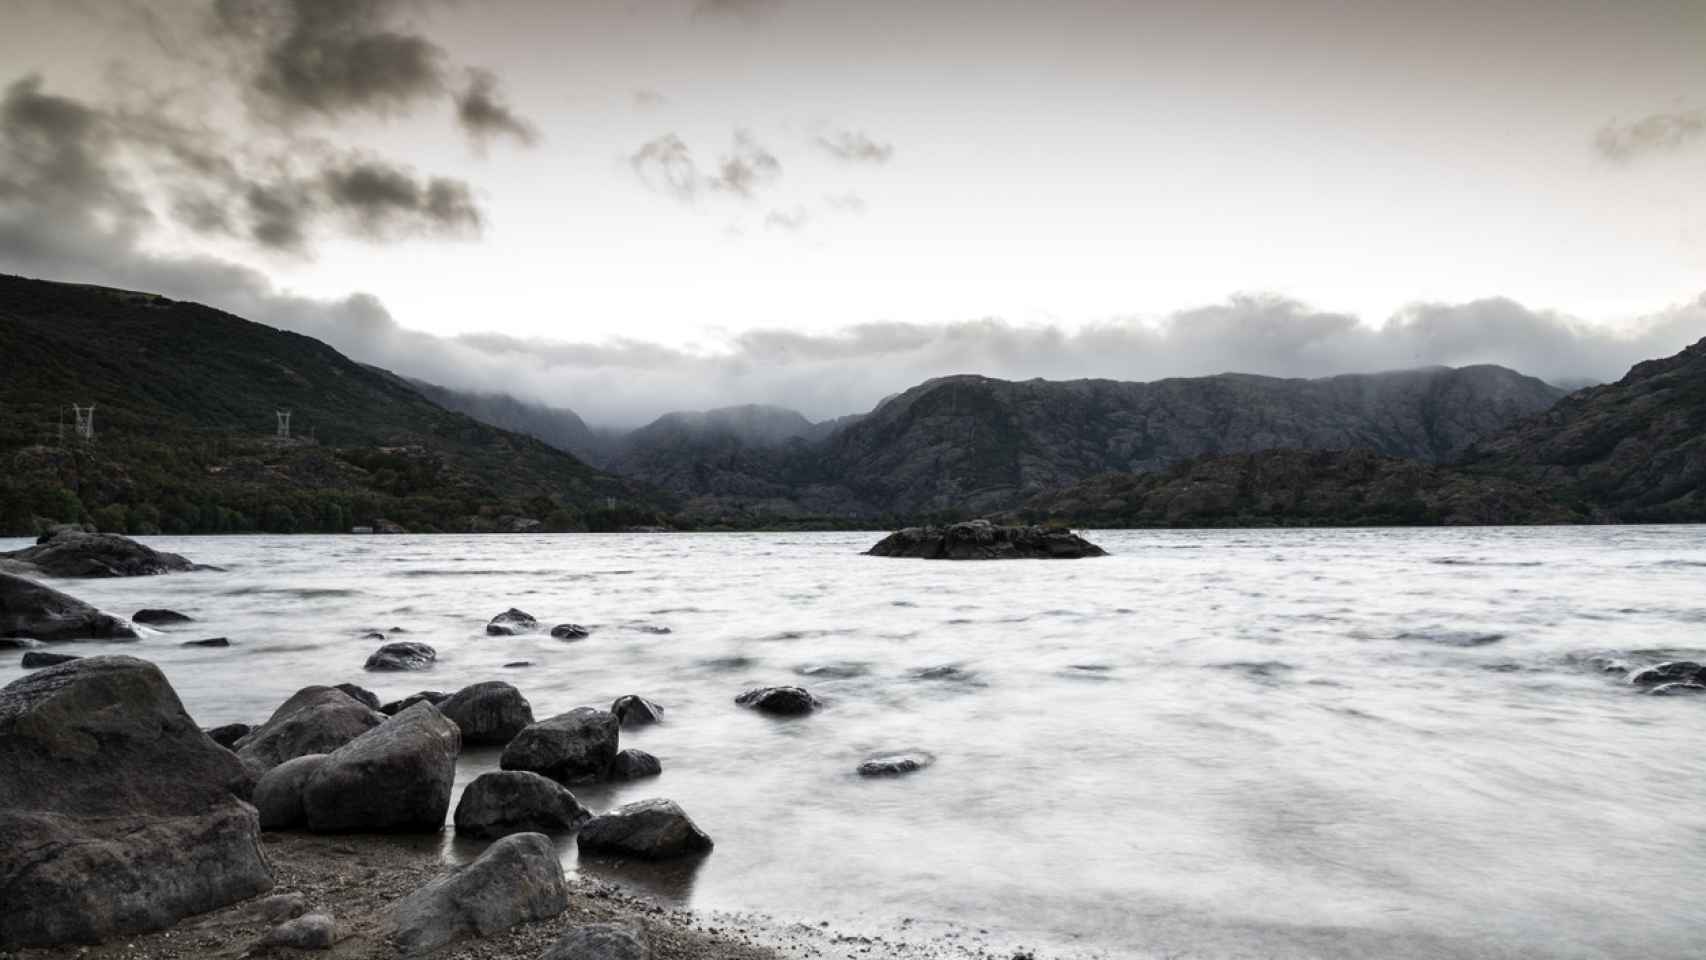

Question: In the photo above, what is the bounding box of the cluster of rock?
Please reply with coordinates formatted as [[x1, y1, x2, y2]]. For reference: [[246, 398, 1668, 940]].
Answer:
[[0, 528, 200, 578], [865, 519, 1107, 559], [487, 607, 591, 639]]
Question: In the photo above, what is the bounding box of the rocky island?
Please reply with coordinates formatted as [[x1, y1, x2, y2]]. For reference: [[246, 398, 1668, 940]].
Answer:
[[865, 519, 1106, 559]]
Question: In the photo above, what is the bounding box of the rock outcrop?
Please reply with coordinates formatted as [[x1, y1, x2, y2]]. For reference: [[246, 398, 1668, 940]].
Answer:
[[0, 572, 136, 641], [300, 702, 461, 833], [439, 681, 534, 746], [866, 519, 1105, 559], [235, 686, 385, 777], [452, 770, 592, 839], [577, 799, 712, 861], [388, 832, 568, 955], [500, 707, 621, 784], [0, 530, 196, 578], [0, 656, 272, 947]]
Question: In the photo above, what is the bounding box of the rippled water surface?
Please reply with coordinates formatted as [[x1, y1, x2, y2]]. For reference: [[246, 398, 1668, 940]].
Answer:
[[6, 528, 1706, 959]]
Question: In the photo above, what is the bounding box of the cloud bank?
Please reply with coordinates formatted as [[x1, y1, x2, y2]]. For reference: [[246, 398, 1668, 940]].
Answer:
[[1595, 107, 1706, 162]]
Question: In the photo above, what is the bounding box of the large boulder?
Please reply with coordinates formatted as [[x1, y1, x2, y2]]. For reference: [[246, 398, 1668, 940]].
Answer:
[[452, 770, 592, 839], [0, 572, 136, 641], [541, 924, 650, 960], [865, 519, 1106, 559], [0, 530, 197, 578], [235, 686, 385, 778], [486, 608, 539, 636], [388, 832, 567, 955], [440, 681, 535, 746], [333, 682, 381, 711], [501, 707, 621, 784], [253, 754, 329, 830], [0, 656, 273, 948], [301, 701, 461, 833], [735, 685, 819, 716], [363, 641, 437, 672], [576, 799, 712, 861]]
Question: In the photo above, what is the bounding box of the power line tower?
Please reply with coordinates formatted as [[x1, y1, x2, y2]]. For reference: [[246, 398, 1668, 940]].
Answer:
[[71, 404, 95, 442], [276, 409, 292, 440]]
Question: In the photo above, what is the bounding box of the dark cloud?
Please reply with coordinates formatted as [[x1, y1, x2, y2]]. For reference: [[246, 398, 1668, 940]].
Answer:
[[710, 130, 781, 196], [630, 133, 699, 201], [456, 69, 538, 148], [1594, 107, 1706, 163], [0, 75, 147, 232], [816, 129, 893, 165], [321, 159, 481, 239]]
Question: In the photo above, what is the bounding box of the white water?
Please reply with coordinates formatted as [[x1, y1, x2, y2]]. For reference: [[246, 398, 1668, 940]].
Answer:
[[5, 528, 1705, 959]]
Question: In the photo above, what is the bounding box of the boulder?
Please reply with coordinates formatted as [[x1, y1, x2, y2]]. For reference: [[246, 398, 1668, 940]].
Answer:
[[577, 799, 712, 861], [133, 608, 193, 625], [500, 707, 620, 785], [253, 753, 329, 830], [857, 750, 937, 777], [541, 924, 651, 960], [0, 530, 197, 577], [735, 685, 819, 716], [0, 656, 272, 948], [388, 832, 567, 956], [0, 572, 136, 641], [441, 681, 535, 746], [235, 686, 385, 777], [610, 694, 664, 728], [364, 640, 437, 671], [452, 770, 592, 839], [334, 682, 382, 711], [551, 623, 590, 640], [1629, 661, 1705, 686], [264, 912, 336, 950], [301, 701, 461, 833], [382, 690, 451, 715], [204, 722, 252, 749], [21, 651, 80, 668], [487, 608, 539, 636], [609, 749, 662, 781], [865, 519, 1107, 560], [182, 636, 230, 647]]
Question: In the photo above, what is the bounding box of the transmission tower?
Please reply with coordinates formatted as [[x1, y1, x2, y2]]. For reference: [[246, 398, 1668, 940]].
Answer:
[[276, 409, 292, 440], [72, 404, 95, 441]]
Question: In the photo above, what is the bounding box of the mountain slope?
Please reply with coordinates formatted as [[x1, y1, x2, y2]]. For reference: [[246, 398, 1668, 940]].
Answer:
[[0, 274, 668, 534], [407, 379, 615, 465]]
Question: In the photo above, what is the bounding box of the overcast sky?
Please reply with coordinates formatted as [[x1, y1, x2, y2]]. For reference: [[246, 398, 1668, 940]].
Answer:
[[2, 0, 1704, 425]]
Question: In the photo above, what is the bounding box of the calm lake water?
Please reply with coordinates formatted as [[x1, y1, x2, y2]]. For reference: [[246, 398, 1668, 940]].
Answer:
[[5, 528, 1705, 959]]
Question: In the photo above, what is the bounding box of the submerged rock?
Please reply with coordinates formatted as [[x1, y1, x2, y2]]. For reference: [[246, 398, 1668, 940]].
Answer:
[[182, 636, 230, 647], [21, 651, 80, 668], [388, 832, 568, 955], [735, 685, 819, 716], [363, 640, 437, 671], [551, 623, 591, 640], [857, 750, 937, 777], [610, 694, 664, 728], [440, 681, 535, 746], [0, 656, 272, 948], [501, 707, 621, 785], [0, 572, 136, 642], [865, 519, 1107, 560], [577, 799, 712, 861], [381, 690, 451, 715], [301, 702, 461, 833], [235, 686, 385, 778], [0, 530, 197, 578], [133, 608, 193, 625], [609, 749, 662, 781], [1629, 661, 1705, 687], [486, 608, 539, 636], [541, 923, 650, 960], [452, 770, 592, 839], [1646, 682, 1706, 697]]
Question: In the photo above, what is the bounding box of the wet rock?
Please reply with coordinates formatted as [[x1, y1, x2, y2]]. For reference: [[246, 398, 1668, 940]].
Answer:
[[363, 640, 438, 671], [1646, 682, 1706, 697], [0, 637, 41, 649], [577, 799, 712, 861], [253, 753, 329, 830], [361, 631, 388, 641], [452, 770, 592, 839], [381, 690, 451, 715], [866, 519, 1107, 560], [1629, 661, 1705, 686], [204, 722, 252, 749], [0, 656, 272, 948], [501, 707, 621, 785], [301, 702, 461, 833], [21, 651, 80, 668], [441, 681, 535, 746], [636, 625, 671, 635], [541, 923, 651, 960], [551, 623, 591, 640], [389, 832, 568, 955], [334, 682, 381, 711], [0, 572, 137, 641], [133, 608, 193, 625], [735, 685, 819, 716], [857, 750, 937, 777], [503, 660, 533, 669], [609, 749, 662, 781], [610, 694, 664, 728], [0, 530, 197, 577], [182, 636, 230, 647], [487, 608, 539, 636], [264, 912, 336, 950], [235, 686, 385, 777]]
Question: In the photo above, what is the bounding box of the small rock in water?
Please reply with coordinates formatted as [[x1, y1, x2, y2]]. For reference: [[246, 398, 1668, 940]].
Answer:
[[609, 748, 662, 781], [263, 912, 336, 950], [503, 660, 533, 669], [486, 608, 539, 636], [857, 751, 937, 778], [1629, 661, 1705, 686], [577, 798, 712, 860], [204, 722, 252, 749], [635, 625, 672, 635], [21, 651, 80, 668], [381, 690, 451, 715], [541, 923, 650, 960], [611, 694, 665, 727], [1645, 682, 1706, 697], [333, 682, 381, 711], [551, 622, 591, 640], [735, 685, 819, 716], [363, 640, 437, 671], [182, 636, 230, 647], [133, 608, 193, 625], [361, 631, 388, 641], [0, 636, 43, 649]]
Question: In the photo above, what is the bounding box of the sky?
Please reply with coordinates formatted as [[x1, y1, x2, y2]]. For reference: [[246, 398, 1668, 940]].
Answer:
[[2, 0, 1704, 426]]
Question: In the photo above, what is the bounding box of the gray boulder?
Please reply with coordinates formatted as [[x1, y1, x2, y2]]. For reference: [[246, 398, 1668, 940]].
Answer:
[[235, 686, 385, 777], [389, 832, 567, 955], [0, 656, 272, 948], [501, 707, 620, 785], [576, 799, 712, 860], [381, 690, 451, 715], [0, 530, 196, 577], [264, 912, 336, 950], [452, 770, 592, 839], [487, 608, 539, 636], [255, 892, 307, 922], [364, 640, 437, 671], [857, 750, 936, 777], [253, 753, 329, 830], [610, 694, 664, 728], [441, 681, 535, 746], [735, 685, 819, 716], [333, 682, 381, 711], [609, 749, 662, 781], [22, 651, 80, 668], [0, 572, 136, 641], [541, 923, 651, 960], [301, 701, 461, 833]]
